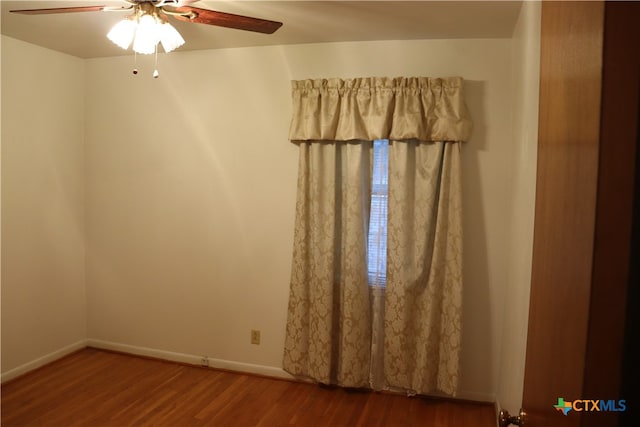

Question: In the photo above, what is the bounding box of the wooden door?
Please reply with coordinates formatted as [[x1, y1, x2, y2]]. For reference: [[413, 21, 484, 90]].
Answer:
[[521, 2, 639, 427]]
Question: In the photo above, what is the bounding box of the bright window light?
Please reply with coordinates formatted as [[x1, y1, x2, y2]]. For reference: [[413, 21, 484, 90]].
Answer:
[[367, 139, 389, 287]]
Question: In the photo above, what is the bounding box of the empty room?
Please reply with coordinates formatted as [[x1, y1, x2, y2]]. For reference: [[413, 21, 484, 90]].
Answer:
[[2, 1, 638, 426]]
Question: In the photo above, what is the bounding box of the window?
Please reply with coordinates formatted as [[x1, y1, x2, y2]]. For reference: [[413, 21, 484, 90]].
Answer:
[[367, 139, 389, 287]]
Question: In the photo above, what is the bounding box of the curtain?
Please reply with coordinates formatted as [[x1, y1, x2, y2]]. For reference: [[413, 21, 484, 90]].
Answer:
[[282, 141, 372, 387], [289, 77, 472, 143], [283, 76, 471, 393], [384, 140, 463, 396]]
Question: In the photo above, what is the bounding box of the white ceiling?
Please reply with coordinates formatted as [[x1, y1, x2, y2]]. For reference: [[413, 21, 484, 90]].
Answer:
[[1, 1, 523, 58]]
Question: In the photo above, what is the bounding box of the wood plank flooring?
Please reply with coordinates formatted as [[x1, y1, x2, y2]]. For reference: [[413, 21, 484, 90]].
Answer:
[[1, 348, 496, 426]]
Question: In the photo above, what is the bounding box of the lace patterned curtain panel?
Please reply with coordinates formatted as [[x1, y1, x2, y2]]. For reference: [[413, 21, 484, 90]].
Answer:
[[283, 76, 471, 394]]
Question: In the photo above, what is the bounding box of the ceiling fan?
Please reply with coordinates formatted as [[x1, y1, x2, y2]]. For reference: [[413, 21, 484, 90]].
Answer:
[[10, 0, 283, 34], [10, 0, 283, 64]]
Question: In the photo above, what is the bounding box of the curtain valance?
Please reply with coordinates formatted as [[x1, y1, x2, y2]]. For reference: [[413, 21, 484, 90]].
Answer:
[[289, 77, 472, 143]]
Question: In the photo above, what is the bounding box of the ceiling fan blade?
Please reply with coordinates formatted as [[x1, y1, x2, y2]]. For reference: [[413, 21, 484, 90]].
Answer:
[[171, 7, 282, 34], [11, 6, 107, 15], [10, 5, 130, 15]]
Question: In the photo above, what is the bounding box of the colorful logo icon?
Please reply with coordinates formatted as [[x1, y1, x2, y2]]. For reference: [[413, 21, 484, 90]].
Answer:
[[554, 398, 573, 415]]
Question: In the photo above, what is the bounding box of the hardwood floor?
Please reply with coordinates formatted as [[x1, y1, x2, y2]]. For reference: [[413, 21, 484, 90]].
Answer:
[[1, 348, 496, 426]]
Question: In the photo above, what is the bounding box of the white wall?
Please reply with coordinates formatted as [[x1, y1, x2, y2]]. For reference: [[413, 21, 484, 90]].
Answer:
[[84, 38, 515, 400], [1, 36, 87, 378], [496, 1, 541, 413]]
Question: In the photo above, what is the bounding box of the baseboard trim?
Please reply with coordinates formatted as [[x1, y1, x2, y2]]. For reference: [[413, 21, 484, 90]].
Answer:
[[85, 339, 296, 381], [1, 340, 88, 383]]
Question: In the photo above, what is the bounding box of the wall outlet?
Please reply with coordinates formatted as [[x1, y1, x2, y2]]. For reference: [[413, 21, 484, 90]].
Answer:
[[200, 356, 210, 367], [251, 330, 261, 345]]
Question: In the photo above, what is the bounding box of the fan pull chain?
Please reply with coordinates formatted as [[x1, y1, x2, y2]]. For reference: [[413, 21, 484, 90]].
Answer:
[[130, 49, 159, 78], [153, 44, 159, 78], [132, 51, 138, 75]]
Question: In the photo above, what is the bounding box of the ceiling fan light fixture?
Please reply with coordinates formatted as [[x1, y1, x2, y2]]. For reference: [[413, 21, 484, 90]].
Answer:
[[107, 17, 136, 50], [159, 22, 185, 53], [106, 3, 186, 55], [132, 13, 160, 54]]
